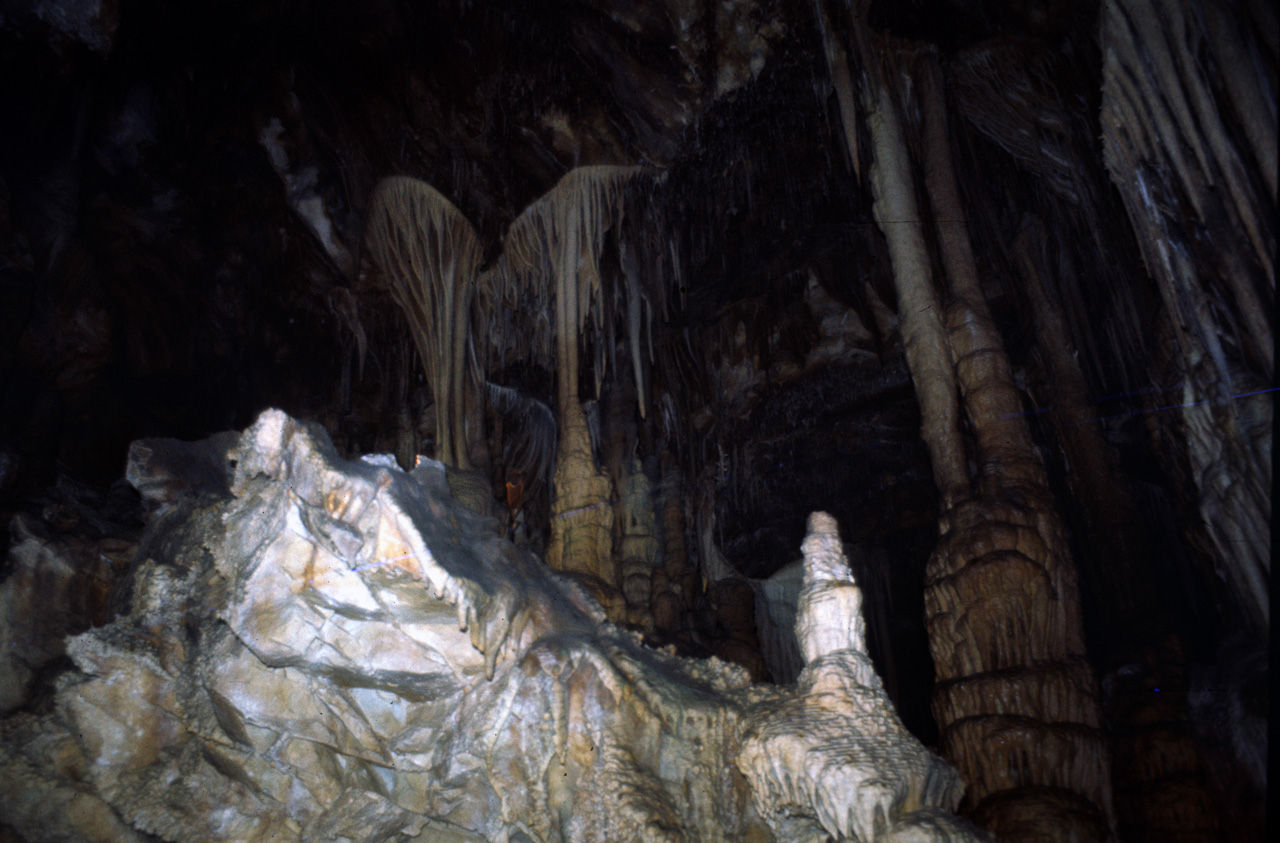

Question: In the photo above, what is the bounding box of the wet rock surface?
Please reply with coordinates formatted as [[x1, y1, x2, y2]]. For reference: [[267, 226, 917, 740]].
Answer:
[[0, 411, 985, 842]]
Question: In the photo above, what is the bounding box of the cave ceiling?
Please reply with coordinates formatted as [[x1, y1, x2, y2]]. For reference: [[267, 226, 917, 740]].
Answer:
[[2, 0, 1270, 648], [0, 0, 967, 574]]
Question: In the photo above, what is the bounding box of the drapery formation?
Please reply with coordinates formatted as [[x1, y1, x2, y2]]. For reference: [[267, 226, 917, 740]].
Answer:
[[496, 167, 646, 604], [1100, 0, 1274, 638], [365, 176, 485, 472], [813, 2, 1113, 838], [367, 167, 662, 613]]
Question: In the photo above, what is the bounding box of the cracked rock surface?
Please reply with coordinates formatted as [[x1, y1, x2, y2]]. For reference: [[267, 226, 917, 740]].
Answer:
[[1, 410, 985, 842]]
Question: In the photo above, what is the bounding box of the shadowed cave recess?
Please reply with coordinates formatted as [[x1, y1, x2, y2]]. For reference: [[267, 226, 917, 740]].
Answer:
[[0, 0, 1272, 841]]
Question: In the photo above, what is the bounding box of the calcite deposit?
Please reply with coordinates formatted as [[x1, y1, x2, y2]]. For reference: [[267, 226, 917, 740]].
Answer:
[[0, 411, 985, 842]]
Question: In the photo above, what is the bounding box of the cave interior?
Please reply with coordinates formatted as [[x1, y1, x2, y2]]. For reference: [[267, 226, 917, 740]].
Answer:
[[0, 0, 1273, 841]]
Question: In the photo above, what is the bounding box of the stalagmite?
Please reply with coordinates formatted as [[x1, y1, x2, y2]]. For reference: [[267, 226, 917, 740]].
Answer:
[[737, 512, 988, 842], [795, 512, 866, 659], [599, 364, 661, 629], [616, 461, 658, 627], [497, 167, 644, 604]]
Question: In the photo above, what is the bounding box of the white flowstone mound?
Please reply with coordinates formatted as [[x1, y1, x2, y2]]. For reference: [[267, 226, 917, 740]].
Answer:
[[737, 513, 976, 842], [0, 410, 988, 842]]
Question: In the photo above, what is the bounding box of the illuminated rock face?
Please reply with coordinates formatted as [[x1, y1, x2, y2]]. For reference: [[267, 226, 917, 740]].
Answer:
[[0, 410, 985, 842]]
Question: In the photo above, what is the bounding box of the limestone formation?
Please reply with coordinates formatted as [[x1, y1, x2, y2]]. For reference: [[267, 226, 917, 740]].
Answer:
[[0, 478, 140, 717], [651, 451, 695, 639], [616, 461, 659, 626], [738, 512, 978, 842], [812, 4, 1115, 835], [752, 559, 805, 685], [0, 516, 128, 715], [0, 412, 985, 843], [3, 2, 1269, 841], [365, 176, 486, 473], [498, 167, 643, 597], [1100, 0, 1274, 636]]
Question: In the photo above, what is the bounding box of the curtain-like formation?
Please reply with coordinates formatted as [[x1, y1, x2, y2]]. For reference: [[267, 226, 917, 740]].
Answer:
[[1100, 0, 1274, 638], [365, 176, 485, 473], [366, 167, 663, 617], [497, 167, 643, 603]]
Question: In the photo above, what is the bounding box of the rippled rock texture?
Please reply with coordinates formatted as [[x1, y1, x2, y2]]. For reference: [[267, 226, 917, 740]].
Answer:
[[0, 410, 984, 842]]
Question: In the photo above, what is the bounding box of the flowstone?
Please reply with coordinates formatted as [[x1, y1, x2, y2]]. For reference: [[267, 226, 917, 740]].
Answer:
[[0, 410, 986, 842]]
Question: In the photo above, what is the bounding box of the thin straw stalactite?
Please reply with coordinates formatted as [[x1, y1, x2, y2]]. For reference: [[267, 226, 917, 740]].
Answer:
[[492, 166, 644, 408], [486, 166, 645, 591]]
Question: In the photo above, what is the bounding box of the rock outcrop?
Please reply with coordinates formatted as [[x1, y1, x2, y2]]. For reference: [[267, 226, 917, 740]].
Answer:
[[1, 411, 985, 842]]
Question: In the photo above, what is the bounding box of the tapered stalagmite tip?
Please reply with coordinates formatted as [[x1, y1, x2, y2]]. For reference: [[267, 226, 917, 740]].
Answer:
[[807, 511, 839, 537], [797, 511, 866, 661]]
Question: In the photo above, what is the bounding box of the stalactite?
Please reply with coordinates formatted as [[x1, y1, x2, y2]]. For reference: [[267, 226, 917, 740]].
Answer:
[[812, 0, 860, 181], [494, 167, 646, 604], [365, 176, 485, 473], [619, 238, 648, 419], [1101, 0, 1274, 638], [857, 36, 970, 509]]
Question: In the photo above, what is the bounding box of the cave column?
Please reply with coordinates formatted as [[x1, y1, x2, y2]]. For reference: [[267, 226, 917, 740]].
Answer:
[[545, 199, 617, 609], [912, 48, 1114, 839], [813, 2, 1114, 836]]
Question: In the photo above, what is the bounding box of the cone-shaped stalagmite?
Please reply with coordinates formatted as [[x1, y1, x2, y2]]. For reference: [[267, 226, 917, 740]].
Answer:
[[498, 167, 643, 602]]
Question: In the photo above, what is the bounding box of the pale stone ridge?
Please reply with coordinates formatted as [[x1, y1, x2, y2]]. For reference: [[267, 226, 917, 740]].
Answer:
[[0, 412, 985, 843]]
